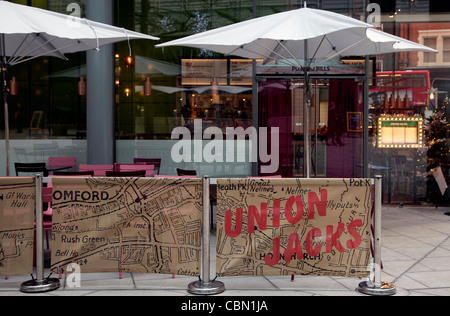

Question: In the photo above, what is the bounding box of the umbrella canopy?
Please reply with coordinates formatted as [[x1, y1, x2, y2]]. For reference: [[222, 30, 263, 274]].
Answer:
[[0, 1, 159, 66], [157, 6, 437, 178], [157, 7, 374, 67], [157, 7, 436, 68], [0, 0, 159, 176], [366, 28, 438, 54]]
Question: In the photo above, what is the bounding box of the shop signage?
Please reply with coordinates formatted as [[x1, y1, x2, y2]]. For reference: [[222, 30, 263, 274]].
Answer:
[[180, 57, 372, 86], [256, 57, 371, 76], [0, 178, 35, 276], [378, 116, 423, 148], [216, 178, 372, 277], [181, 58, 263, 86], [51, 177, 202, 276]]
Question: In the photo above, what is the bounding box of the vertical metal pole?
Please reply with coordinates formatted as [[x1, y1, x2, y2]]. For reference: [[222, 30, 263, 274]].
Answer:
[[357, 175, 396, 296], [188, 176, 225, 295], [374, 175, 382, 287], [363, 57, 370, 178], [252, 0, 258, 177], [314, 84, 319, 178], [202, 175, 211, 284], [1, 47, 10, 177], [304, 40, 311, 178], [35, 175, 44, 281], [21, 175, 60, 293]]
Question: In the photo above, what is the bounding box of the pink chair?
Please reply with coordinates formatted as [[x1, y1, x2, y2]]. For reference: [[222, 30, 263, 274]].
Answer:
[[114, 163, 154, 177], [133, 158, 161, 175], [48, 157, 77, 172], [78, 164, 114, 176], [41, 187, 53, 250]]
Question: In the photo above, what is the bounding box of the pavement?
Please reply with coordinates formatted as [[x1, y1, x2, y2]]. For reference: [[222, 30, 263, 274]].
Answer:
[[1, 205, 450, 297]]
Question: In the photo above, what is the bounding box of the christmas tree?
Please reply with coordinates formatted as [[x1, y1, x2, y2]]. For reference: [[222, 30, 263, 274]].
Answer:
[[425, 97, 449, 204]]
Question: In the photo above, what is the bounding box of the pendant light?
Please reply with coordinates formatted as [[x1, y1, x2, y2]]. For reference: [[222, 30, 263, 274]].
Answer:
[[9, 77, 18, 96], [78, 76, 86, 96], [144, 77, 152, 96]]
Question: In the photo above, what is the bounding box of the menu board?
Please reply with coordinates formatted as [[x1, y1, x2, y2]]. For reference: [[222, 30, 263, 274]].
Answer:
[[378, 116, 423, 148]]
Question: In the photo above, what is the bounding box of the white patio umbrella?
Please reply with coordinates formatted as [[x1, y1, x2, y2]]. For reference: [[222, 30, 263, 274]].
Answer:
[[156, 5, 437, 177], [0, 0, 159, 176]]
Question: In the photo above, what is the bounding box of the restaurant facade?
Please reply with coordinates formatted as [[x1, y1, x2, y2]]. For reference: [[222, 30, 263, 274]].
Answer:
[[1, 0, 449, 205]]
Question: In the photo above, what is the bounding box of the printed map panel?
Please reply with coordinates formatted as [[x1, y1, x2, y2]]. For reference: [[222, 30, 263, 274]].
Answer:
[[0, 178, 35, 276], [51, 177, 202, 276], [216, 178, 372, 277]]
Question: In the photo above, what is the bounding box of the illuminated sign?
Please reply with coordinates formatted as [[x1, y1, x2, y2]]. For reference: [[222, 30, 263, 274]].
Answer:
[[378, 116, 423, 148], [181, 59, 262, 86]]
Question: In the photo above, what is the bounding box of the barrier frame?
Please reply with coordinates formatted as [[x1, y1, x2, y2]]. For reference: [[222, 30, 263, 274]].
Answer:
[[357, 175, 396, 296], [12, 175, 393, 295], [20, 175, 60, 293], [188, 176, 225, 295]]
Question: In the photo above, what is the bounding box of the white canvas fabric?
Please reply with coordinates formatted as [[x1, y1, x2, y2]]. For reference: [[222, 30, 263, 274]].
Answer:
[[0, 0, 159, 176], [157, 7, 436, 68], [0, 0, 159, 65]]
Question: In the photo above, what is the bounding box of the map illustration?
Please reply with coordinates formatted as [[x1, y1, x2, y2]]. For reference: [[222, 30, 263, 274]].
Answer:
[[51, 177, 202, 276], [0, 178, 35, 276], [216, 178, 372, 277]]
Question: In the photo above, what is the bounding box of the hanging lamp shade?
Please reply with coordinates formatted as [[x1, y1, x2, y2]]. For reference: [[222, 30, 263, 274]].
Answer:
[[78, 76, 86, 96], [211, 77, 219, 104], [144, 77, 152, 96], [9, 76, 18, 96]]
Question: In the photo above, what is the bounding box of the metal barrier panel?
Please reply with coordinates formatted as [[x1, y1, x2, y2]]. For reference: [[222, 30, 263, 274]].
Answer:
[[50, 177, 202, 276], [0, 177, 35, 276], [216, 178, 373, 277]]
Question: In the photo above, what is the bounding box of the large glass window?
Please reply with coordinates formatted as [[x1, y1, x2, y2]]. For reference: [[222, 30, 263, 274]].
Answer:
[[1, 0, 448, 204], [115, 0, 255, 140], [1, 0, 86, 141]]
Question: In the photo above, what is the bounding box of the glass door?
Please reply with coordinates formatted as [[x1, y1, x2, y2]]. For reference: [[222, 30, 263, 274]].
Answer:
[[259, 78, 365, 178]]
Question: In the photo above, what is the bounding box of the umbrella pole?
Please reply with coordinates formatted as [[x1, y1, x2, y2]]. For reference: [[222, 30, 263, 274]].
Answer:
[[304, 72, 311, 179], [1, 59, 10, 177], [304, 40, 311, 178]]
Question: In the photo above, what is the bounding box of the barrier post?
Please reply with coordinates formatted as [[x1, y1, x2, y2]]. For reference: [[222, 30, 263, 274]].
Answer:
[[21, 175, 60, 293], [188, 175, 225, 295], [357, 175, 396, 296]]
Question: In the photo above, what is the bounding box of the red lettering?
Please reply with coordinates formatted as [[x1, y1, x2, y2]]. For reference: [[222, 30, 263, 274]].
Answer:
[[326, 223, 345, 253], [225, 208, 243, 238], [305, 228, 322, 257], [272, 199, 280, 228], [346, 219, 363, 249], [265, 237, 280, 266], [284, 233, 303, 263], [285, 195, 303, 224], [248, 204, 267, 234], [307, 190, 327, 220]]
